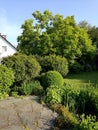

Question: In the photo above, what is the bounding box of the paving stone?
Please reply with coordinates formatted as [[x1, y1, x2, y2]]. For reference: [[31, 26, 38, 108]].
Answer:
[[0, 96, 57, 130]]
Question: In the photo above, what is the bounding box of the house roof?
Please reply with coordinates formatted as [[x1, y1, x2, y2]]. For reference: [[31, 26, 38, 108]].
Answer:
[[0, 34, 17, 51]]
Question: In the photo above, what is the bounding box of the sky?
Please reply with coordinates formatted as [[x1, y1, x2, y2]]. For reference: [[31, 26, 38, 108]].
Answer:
[[0, 0, 98, 47]]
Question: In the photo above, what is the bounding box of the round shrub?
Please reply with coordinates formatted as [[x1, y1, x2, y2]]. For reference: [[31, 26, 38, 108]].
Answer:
[[35, 55, 69, 77], [0, 65, 14, 93], [40, 70, 64, 89], [1, 53, 41, 86]]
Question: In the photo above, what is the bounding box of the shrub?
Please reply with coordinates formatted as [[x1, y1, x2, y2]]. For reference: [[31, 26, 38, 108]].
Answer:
[[19, 82, 34, 95], [54, 105, 78, 129], [70, 61, 84, 73], [63, 83, 80, 113], [0, 86, 10, 94], [75, 86, 98, 117], [30, 80, 43, 96], [11, 91, 19, 97], [45, 85, 64, 104], [0, 92, 9, 99], [40, 70, 64, 89], [75, 114, 98, 130], [0, 65, 14, 94], [2, 53, 41, 86], [35, 55, 69, 77], [17, 80, 43, 96]]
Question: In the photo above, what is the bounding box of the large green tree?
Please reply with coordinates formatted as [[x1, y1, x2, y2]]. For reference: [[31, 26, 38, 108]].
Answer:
[[17, 10, 96, 64], [78, 20, 92, 31], [88, 27, 98, 48]]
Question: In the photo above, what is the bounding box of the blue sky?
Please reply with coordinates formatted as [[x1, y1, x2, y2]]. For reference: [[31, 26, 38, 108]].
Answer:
[[0, 0, 98, 46]]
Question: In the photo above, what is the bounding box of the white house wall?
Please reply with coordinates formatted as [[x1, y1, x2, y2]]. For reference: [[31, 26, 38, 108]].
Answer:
[[0, 37, 16, 58]]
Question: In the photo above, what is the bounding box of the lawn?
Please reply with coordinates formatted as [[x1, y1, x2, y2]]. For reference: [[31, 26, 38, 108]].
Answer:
[[65, 71, 98, 87]]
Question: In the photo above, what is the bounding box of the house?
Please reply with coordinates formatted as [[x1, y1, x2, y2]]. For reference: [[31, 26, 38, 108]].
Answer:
[[0, 33, 16, 59]]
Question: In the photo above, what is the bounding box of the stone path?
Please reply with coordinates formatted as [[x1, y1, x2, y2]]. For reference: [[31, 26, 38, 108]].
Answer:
[[0, 96, 57, 130]]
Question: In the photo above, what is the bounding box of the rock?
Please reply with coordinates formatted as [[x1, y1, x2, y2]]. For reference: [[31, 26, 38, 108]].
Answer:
[[0, 96, 57, 130]]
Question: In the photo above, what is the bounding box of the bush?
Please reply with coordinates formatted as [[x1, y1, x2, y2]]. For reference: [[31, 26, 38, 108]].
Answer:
[[0, 86, 10, 94], [2, 53, 41, 86], [30, 80, 43, 96], [40, 70, 64, 89], [45, 85, 64, 104], [16, 80, 43, 96], [19, 82, 34, 95], [70, 61, 84, 73], [63, 84, 80, 113], [0, 65, 14, 94], [53, 105, 78, 129], [35, 55, 69, 77], [75, 86, 98, 117], [75, 114, 98, 130]]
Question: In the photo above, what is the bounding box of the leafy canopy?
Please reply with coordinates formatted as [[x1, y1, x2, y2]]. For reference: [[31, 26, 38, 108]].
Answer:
[[17, 10, 96, 63]]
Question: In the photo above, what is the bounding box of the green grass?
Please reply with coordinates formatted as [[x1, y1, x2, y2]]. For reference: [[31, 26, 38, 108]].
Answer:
[[65, 71, 98, 87]]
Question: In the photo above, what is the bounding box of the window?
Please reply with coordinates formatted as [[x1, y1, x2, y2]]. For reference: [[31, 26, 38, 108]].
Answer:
[[2, 46, 7, 52]]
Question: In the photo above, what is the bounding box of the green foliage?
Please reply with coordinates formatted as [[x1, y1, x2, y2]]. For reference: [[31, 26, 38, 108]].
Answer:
[[36, 55, 69, 77], [2, 53, 41, 86], [0, 65, 14, 95], [45, 85, 64, 104], [0, 65, 14, 88], [40, 70, 64, 89], [53, 105, 78, 129], [0, 86, 10, 94], [30, 80, 43, 96], [0, 92, 9, 100], [17, 10, 96, 68], [11, 91, 19, 98], [76, 86, 98, 117], [75, 114, 98, 130], [19, 82, 34, 95], [88, 26, 98, 48], [63, 84, 80, 112], [16, 80, 43, 96], [70, 61, 84, 73], [78, 20, 92, 31]]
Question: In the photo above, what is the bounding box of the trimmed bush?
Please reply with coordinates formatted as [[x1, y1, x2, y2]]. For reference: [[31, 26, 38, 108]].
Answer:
[[0, 65, 14, 94], [40, 70, 64, 89], [35, 54, 69, 77], [2, 53, 41, 86]]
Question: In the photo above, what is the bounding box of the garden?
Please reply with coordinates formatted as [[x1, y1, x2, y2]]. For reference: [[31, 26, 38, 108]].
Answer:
[[0, 10, 98, 130], [0, 53, 98, 130]]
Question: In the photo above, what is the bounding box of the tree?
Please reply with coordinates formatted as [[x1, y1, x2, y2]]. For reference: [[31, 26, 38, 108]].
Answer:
[[78, 20, 92, 31], [88, 27, 98, 48], [17, 10, 96, 65]]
